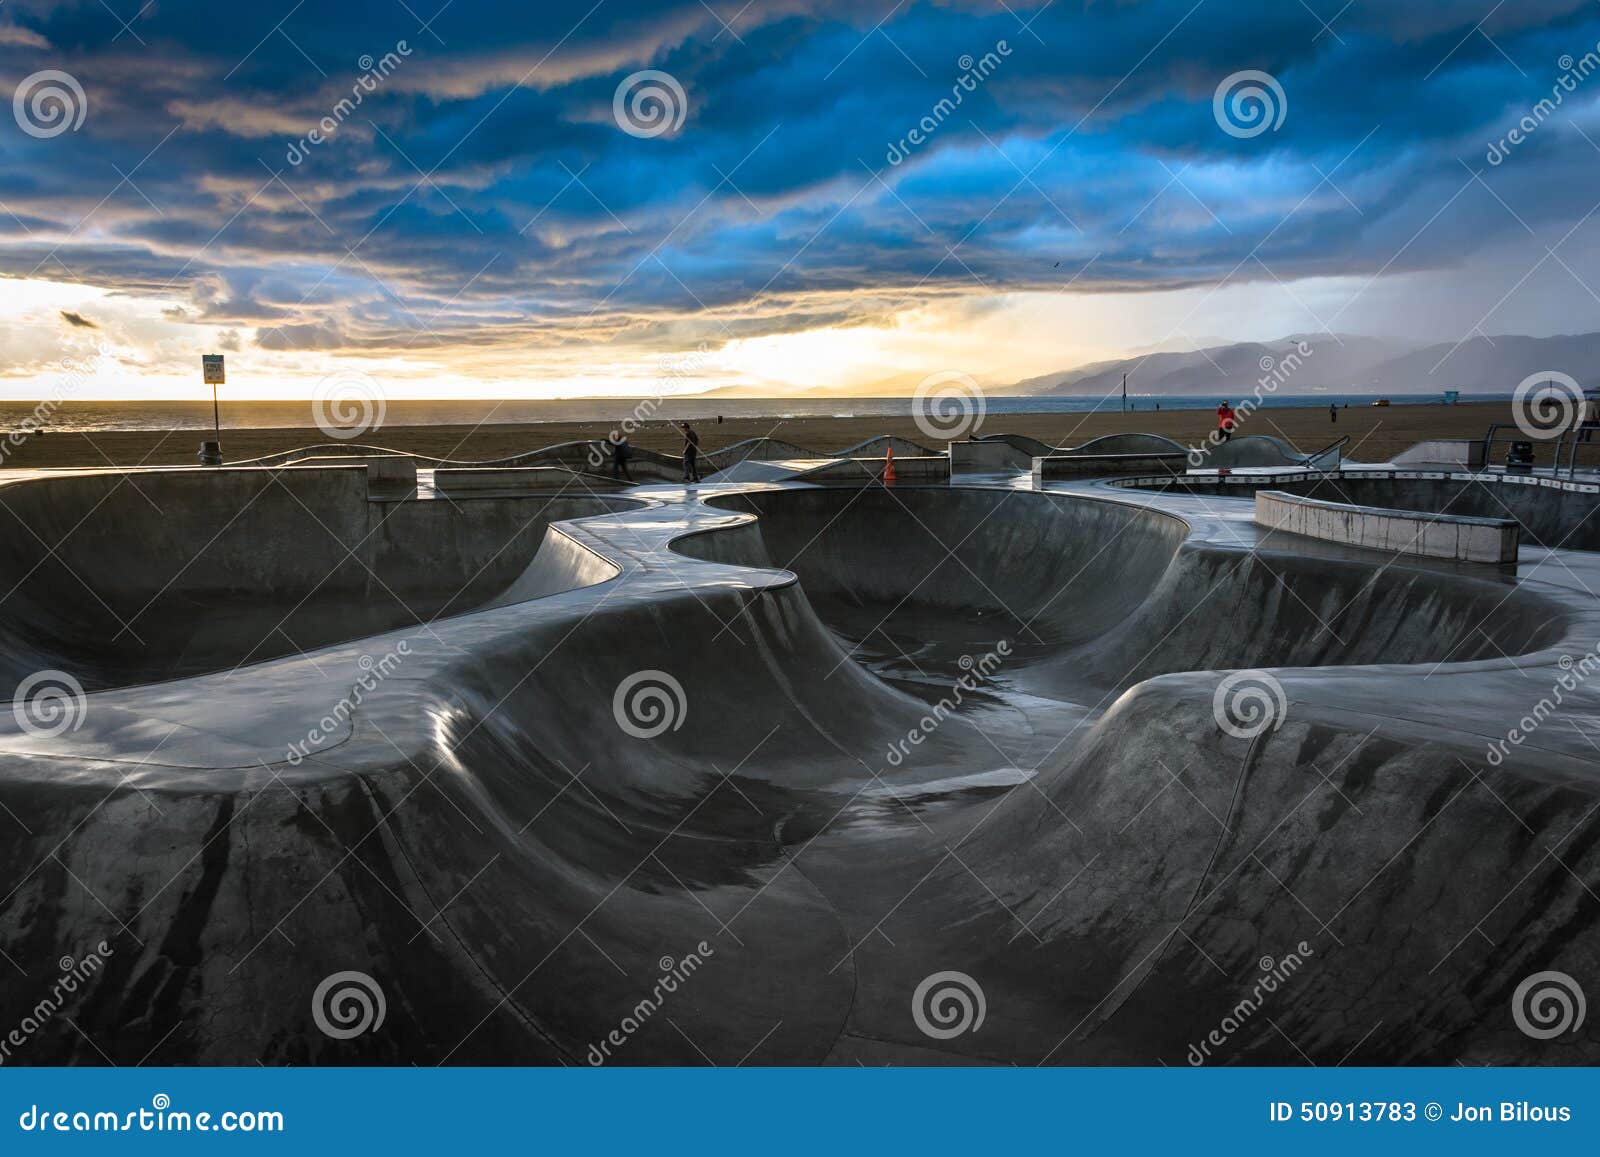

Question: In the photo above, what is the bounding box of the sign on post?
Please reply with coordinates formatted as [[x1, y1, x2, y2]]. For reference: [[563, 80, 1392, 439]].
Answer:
[[202, 354, 225, 385]]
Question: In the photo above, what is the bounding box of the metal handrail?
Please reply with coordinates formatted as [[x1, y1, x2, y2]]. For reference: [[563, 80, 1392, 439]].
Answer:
[[1480, 423, 1600, 477], [1304, 433, 1350, 468]]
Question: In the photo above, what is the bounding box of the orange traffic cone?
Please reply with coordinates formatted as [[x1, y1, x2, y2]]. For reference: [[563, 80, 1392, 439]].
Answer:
[[883, 445, 897, 486]]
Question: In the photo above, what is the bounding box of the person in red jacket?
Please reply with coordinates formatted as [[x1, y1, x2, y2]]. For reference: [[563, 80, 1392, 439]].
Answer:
[[1216, 401, 1236, 443]]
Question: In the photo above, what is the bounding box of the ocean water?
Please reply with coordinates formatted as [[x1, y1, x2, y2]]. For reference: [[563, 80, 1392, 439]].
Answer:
[[0, 393, 1507, 434]]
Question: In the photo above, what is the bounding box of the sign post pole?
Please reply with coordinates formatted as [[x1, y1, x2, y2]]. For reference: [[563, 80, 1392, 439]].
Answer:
[[200, 355, 225, 466]]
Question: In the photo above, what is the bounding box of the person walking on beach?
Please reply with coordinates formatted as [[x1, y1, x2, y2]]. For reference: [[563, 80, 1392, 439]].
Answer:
[[680, 421, 701, 483], [609, 429, 633, 482], [1329, 402, 1338, 424], [1215, 401, 1236, 443]]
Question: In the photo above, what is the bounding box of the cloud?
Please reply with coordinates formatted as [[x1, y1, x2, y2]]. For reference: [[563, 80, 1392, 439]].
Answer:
[[0, 0, 1598, 389], [59, 310, 97, 329]]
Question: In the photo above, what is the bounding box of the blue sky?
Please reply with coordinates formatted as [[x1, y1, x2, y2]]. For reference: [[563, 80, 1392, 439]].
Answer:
[[3, 0, 1600, 397]]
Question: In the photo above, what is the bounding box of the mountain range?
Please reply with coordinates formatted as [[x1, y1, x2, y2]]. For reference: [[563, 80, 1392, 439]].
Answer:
[[703, 331, 1598, 398], [991, 332, 1598, 397]]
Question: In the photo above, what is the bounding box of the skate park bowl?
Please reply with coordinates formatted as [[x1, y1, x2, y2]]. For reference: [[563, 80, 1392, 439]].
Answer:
[[681, 485, 1571, 698], [0, 466, 636, 694], [0, 461, 1598, 1067]]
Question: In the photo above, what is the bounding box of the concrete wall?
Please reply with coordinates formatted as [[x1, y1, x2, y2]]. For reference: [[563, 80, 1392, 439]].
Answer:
[[1255, 488, 1518, 563], [950, 439, 1032, 471], [434, 466, 624, 492], [799, 455, 950, 482], [1391, 439, 1486, 469], [0, 468, 633, 689], [1033, 452, 1187, 480]]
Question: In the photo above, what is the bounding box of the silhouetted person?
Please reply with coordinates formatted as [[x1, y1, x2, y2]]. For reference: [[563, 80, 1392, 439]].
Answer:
[[1329, 403, 1338, 424], [609, 429, 633, 481], [1216, 401, 1236, 443], [680, 421, 701, 483]]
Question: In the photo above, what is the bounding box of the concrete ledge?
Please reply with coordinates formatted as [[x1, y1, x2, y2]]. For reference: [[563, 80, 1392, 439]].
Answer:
[[1391, 438, 1487, 469], [434, 466, 621, 493], [949, 439, 1032, 472], [1032, 452, 1188, 481], [799, 455, 950, 483], [1254, 489, 1518, 564]]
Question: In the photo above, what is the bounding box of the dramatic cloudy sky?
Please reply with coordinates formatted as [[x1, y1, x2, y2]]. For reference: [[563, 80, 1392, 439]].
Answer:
[[3, 0, 1600, 398]]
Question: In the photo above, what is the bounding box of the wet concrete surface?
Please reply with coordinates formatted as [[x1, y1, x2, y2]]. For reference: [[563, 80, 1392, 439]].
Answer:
[[0, 458, 1596, 1066]]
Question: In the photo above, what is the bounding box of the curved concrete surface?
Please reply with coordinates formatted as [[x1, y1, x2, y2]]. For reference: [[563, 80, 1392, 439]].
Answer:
[[1194, 433, 1343, 469], [0, 457, 1596, 1068], [0, 466, 636, 693]]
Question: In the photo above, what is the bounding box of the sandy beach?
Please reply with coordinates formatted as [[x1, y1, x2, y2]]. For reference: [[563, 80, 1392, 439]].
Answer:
[[0, 399, 1524, 470]]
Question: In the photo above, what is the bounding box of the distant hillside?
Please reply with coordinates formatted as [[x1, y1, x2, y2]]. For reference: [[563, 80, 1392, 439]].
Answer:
[[991, 331, 1600, 397]]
